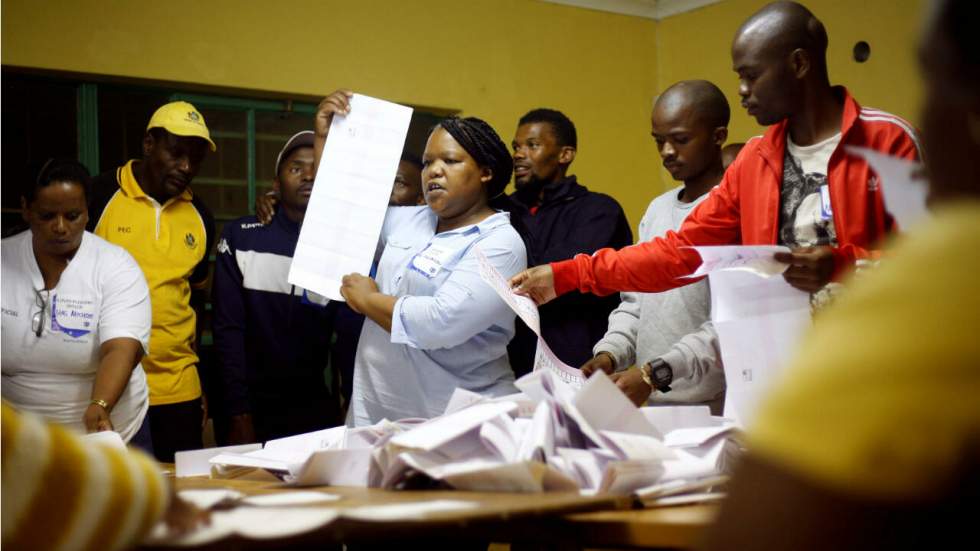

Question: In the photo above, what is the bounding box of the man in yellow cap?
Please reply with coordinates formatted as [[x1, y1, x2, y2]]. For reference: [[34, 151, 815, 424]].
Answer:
[[88, 101, 216, 462]]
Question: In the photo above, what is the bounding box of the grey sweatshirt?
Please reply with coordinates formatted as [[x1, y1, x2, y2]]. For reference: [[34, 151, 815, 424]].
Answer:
[[593, 186, 726, 412]]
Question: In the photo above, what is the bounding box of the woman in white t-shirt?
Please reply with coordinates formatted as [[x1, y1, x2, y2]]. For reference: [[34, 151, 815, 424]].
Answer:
[[1, 159, 152, 447]]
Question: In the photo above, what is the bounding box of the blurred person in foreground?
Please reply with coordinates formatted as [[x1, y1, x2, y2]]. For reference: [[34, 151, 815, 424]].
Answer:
[[1, 402, 206, 550], [701, 1, 979, 549]]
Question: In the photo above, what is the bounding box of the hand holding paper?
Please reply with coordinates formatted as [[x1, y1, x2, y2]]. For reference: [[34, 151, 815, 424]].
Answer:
[[288, 92, 413, 300], [339, 272, 380, 314], [687, 245, 790, 278], [510, 265, 558, 306], [314, 89, 353, 139], [773, 245, 836, 293], [477, 248, 541, 335]]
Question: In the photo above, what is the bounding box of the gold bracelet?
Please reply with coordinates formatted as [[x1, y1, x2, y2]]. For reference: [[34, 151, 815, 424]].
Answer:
[[90, 398, 110, 411]]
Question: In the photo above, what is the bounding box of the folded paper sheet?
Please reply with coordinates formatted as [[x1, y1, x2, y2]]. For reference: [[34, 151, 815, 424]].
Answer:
[[176, 443, 262, 477]]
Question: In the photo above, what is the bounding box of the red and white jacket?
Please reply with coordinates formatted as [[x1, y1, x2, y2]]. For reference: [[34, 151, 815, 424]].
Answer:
[[553, 87, 921, 297]]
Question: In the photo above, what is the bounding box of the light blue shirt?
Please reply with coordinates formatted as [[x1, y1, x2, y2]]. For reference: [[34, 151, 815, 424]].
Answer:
[[349, 206, 526, 426]]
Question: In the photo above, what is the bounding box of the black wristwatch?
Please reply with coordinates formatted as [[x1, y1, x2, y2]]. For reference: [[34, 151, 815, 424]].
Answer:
[[644, 358, 673, 393]]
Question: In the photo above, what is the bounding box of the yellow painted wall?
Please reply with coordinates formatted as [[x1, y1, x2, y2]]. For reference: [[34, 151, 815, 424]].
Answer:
[[1, 0, 925, 230], [1, 0, 660, 227], [656, 0, 925, 152]]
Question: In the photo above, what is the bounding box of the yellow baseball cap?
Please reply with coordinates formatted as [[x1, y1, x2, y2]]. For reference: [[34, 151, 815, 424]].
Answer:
[[146, 101, 217, 152]]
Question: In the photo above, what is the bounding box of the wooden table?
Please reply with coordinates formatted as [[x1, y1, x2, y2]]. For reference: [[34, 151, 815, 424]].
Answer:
[[546, 504, 718, 549], [144, 475, 717, 550]]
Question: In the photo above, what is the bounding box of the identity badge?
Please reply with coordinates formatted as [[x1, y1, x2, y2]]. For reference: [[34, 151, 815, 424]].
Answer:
[[819, 184, 833, 220], [301, 288, 331, 307], [410, 244, 454, 279], [50, 295, 96, 339]]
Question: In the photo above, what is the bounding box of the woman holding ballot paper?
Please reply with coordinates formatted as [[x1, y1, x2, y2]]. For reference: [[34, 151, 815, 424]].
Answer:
[[313, 90, 526, 426]]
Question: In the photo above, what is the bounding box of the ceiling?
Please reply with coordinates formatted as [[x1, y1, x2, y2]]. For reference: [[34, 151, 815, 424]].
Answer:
[[539, 0, 724, 20]]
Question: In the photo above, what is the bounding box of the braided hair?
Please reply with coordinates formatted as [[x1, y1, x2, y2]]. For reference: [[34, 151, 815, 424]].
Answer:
[[437, 117, 513, 199], [24, 158, 91, 204]]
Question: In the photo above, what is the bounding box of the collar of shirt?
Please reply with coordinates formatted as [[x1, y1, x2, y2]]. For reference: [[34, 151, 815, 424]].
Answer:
[[273, 209, 302, 236], [119, 160, 194, 205], [22, 229, 91, 291], [508, 175, 583, 211], [434, 210, 512, 238]]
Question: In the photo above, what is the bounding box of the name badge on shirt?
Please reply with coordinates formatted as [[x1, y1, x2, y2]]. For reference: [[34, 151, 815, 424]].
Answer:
[[819, 184, 833, 220], [410, 244, 454, 279], [300, 288, 330, 308], [51, 295, 96, 339]]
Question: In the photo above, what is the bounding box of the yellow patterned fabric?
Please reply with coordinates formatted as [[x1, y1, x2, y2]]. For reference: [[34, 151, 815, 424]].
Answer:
[[750, 201, 980, 500], [1, 402, 168, 551]]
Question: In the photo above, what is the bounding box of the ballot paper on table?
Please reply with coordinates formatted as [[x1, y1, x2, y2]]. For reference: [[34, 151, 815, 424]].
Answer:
[[633, 474, 729, 504], [389, 401, 518, 452], [342, 500, 480, 521], [176, 443, 262, 477], [709, 269, 811, 427], [685, 245, 790, 278], [290, 448, 375, 487], [568, 370, 660, 440], [599, 459, 668, 495], [391, 452, 580, 493], [288, 93, 413, 301], [81, 430, 126, 451], [639, 405, 721, 435], [660, 435, 741, 482], [147, 506, 340, 547], [845, 145, 929, 230], [209, 425, 360, 481]]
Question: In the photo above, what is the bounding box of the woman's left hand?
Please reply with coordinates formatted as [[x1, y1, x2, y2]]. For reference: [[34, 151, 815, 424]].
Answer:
[[340, 273, 380, 314], [84, 403, 114, 432]]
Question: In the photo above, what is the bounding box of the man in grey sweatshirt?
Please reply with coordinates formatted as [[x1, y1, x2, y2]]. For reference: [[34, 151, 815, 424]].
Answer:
[[581, 80, 731, 413]]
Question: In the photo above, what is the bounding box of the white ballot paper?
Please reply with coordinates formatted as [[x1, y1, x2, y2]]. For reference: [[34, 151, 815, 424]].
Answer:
[[176, 443, 262, 477], [476, 247, 585, 388], [476, 247, 541, 335], [845, 145, 929, 230], [709, 269, 811, 427], [81, 430, 126, 451], [640, 405, 719, 435], [686, 245, 790, 278], [534, 339, 586, 389], [148, 506, 339, 547], [288, 93, 413, 300]]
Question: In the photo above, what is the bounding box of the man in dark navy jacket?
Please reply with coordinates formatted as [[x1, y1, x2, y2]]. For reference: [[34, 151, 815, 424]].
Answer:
[[501, 109, 633, 376], [211, 131, 341, 444]]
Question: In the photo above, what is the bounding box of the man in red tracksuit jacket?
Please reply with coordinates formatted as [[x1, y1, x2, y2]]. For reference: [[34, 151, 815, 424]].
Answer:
[[511, 2, 921, 387]]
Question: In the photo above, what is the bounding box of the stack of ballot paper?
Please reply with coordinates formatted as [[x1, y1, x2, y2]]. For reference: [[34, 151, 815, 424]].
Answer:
[[209, 247, 750, 501], [209, 369, 741, 500]]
